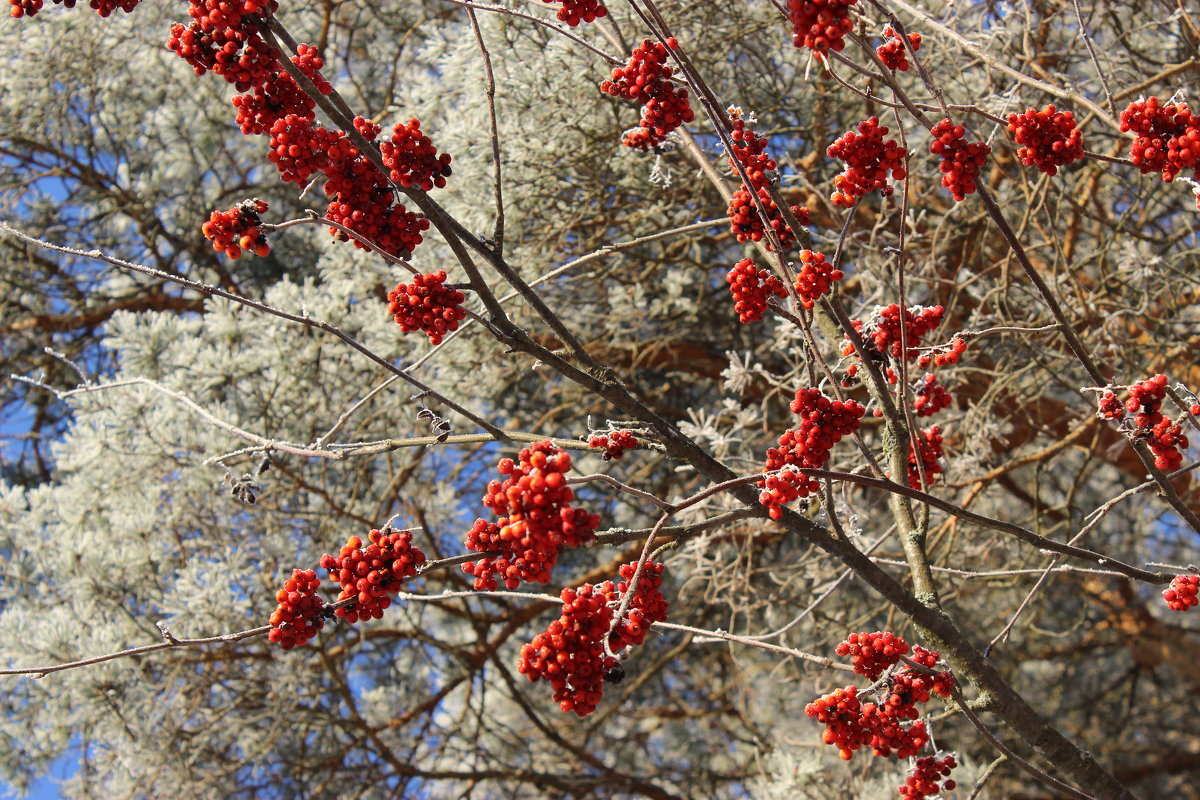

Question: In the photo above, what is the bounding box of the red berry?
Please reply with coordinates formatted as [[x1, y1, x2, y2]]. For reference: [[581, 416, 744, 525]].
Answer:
[[1007, 104, 1085, 176], [319, 528, 426, 625], [380, 118, 453, 191], [788, 0, 857, 57], [540, 0, 606, 25], [1163, 574, 1199, 612], [759, 388, 865, 517], [601, 39, 694, 150], [726, 258, 788, 323], [876, 26, 922, 71], [202, 199, 271, 259], [267, 568, 327, 650], [929, 118, 990, 201], [793, 249, 843, 308], [827, 116, 908, 206], [463, 442, 600, 590], [518, 561, 668, 716], [1119, 96, 1200, 182], [386, 271, 467, 345], [727, 187, 810, 251], [588, 429, 639, 460]]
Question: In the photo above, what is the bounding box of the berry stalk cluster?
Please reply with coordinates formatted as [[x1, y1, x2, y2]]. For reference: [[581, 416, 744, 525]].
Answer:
[[600, 38, 694, 151], [518, 561, 668, 716], [463, 441, 601, 590]]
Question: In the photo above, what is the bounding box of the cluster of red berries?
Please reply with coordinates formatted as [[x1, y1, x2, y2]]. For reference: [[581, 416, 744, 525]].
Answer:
[[588, 430, 639, 460], [463, 442, 601, 590], [201, 199, 270, 259], [912, 373, 952, 417], [726, 258, 788, 323], [845, 304, 945, 362], [827, 116, 908, 207], [386, 271, 468, 345], [727, 187, 810, 251], [168, 0, 281, 90], [1097, 389, 1124, 420], [1007, 104, 1085, 176], [906, 425, 944, 489], [929, 118, 990, 201], [917, 335, 966, 369], [318, 528, 427, 624], [793, 249, 844, 308], [807, 635, 953, 761], [1103, 374, 1192, 470], [759, 388, 865, 519], [1163, 574, 1199, 612], [600, 38, 694, 150], [876, 26, 921, 71], [168, 0, 448, 260], [836, 631, 909, 679], [232, 44, 331, 136], [1148, 418, 1187, 471], [900, 755, 957, 799], [788, 0, 857, 56], [267, 568, 328, 650], [541, 0, 606, 26], [518, 561, 668, 716], [727, 108, 776, 190], [380, 119, 453, 190], [1119, 97, 1200, 183], [1126, 373, 1169, 426], [321, 116, 432, 258], [10, 0, 137, 18]]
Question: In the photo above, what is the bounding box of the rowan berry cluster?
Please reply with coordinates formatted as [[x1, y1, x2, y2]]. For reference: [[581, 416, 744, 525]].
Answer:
[[541, 0, 607, 26], [807, 635, 953, 761], [836, 631, 909, 680], [380, 119, 453, 190], [876, 26, 921, 71], [463, 442, 601, 590], [1007, 105, 1085, 176], [231, 44, 331, 135], [793, 249, 843, 308], [759, 388, 865, 518], [9, 0, 136, 18], [726, 258, 788, 323], [386, 271, 467, 345], [929, 118, 990, 201], [588, 430, 639, 460], [906, 425, 944, 489], [600, 38, 693, 150], [1097, 390, 1124, 420], [727, 108, 775, 190], [912, 373, 952, 417], [166, 0, 447, 260], [787, 0, 857, 56], [321, 117, 432, 258], [1119, 97, 1200, 182], [900, 755, 957, 799], [268, 569, 328, 650], [827, 117, 908, 207], [201, 199, 271, 259], [318, 528, 427, 624], [1163, 574, 1199, 612], [1095, 375, 1190, 470], [518, 561, 668, 716], [917, 335, 966, 369], [845, 304, 946, 362], [168, 0, 280, 90], [727, 187, 810, 251], [1126, 373, 1169, 426]]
